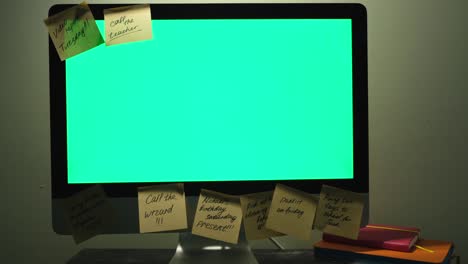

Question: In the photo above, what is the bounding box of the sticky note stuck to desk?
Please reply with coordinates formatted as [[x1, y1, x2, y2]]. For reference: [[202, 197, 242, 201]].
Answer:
[[104, 4, 152, 46], [63, 185, 114, 244], [314, 185, 365, 240], [192, 189, 242, 244], [266, 184, 317, 240], [138, 183, 188, 233], [44, 2, 104, 61]]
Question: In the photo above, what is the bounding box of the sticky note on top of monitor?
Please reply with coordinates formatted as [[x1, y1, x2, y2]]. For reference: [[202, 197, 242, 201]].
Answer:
[[44, 2, 104, 61], [104, 4, 152, 46]]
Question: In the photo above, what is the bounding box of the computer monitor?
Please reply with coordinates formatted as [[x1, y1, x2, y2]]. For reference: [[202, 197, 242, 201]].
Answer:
[[49, 3, 368, 242]]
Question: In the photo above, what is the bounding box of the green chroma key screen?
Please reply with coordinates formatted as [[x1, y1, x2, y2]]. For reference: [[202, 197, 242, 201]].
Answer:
[[66, 19, 353, 183]]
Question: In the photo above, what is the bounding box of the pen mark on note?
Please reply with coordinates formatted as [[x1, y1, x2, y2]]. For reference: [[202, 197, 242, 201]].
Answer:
[[109, 29, 142, 42]]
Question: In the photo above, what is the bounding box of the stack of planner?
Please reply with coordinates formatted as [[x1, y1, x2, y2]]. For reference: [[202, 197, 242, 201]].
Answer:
[[314, 224, 455, 264]]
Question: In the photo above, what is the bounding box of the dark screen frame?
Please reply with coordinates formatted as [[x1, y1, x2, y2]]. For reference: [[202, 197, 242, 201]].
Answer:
[[49, 3, 368, 198]]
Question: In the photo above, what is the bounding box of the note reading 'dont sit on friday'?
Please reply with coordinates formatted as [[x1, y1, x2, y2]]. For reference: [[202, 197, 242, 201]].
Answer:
[[192, 189, 243, 244], [314, 184, 365, 240], [44, 2, 104, 61], [104, 4, 152, 46], [138, 183, 187, 233], [266, 184, 318, 240]]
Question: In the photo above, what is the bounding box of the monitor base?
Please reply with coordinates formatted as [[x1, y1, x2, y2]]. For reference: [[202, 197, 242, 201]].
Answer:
[[67, 248, 346, 264], [169, 231, 258, 264]]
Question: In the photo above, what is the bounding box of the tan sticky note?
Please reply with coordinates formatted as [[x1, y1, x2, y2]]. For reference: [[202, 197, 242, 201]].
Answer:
[[44, 2, 104, 61], [266, 184, 318, 240], [138, 183, 187, 233], [240, 191, 283, 240], [191, 189, 243, 244], [63, 185, 114, 244], [104, 4, 152, 46], [314, 185, 365, 240]]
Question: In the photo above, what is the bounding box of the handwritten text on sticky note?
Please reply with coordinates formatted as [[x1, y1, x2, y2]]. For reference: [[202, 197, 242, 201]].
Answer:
[[44, 2, 104, 61], [138, 183, 187, 233], [104, 4, 152, 46], [63, 185, 113, 244], [191, 189, 242, 244], [240, 191, 282, 240], [266, 184, 317, 240], [314, 185, 365, 240]]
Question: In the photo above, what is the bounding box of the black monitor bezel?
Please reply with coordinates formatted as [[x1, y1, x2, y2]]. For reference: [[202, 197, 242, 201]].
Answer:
[[49, 3, 368, 198]]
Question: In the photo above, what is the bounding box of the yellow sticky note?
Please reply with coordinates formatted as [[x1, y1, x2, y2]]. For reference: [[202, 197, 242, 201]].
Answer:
[[104, 4, 152, 46], [240, 191, 283, 240], [63, 185, 114, 244], [266, 184, 318, 240], [44, 2, 104, 61], [191, 189, 243, 244], [314, 185, 365, 240], [138, 183, 188, 233]]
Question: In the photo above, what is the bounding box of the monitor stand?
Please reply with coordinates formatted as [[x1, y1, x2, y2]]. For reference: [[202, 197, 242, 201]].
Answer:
[[169, 229, 258, 264], [169, 196, 258, 264]]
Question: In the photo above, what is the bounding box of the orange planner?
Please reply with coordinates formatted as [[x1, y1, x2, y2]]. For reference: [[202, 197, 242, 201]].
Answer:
[[314, 239, 454, 264]]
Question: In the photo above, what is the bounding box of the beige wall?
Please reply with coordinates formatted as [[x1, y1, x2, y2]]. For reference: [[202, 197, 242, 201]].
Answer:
[[1, 0, 467, 263]]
